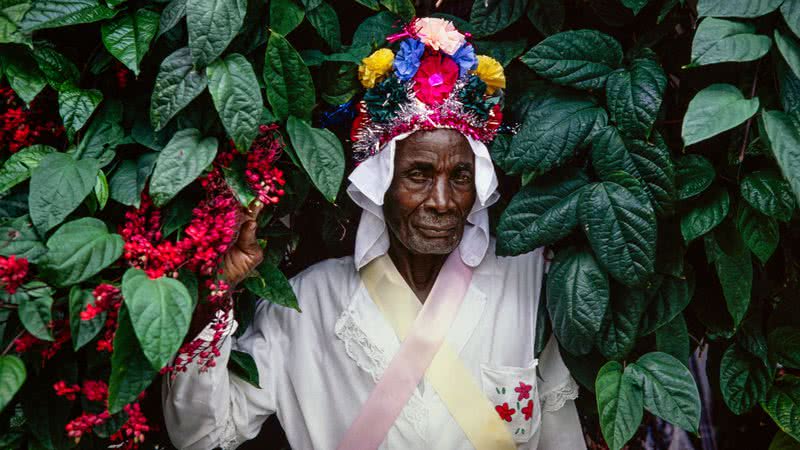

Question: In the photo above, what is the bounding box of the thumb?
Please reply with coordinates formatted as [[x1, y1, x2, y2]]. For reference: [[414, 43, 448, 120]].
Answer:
[[239, 220, 260, 254]]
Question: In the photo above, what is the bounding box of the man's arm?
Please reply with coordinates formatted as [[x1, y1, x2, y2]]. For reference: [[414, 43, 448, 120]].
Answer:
[[537, 335, 587, 450]]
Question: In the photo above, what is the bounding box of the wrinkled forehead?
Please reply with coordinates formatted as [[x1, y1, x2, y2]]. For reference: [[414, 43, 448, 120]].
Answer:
[[393, 129, 475, 168]]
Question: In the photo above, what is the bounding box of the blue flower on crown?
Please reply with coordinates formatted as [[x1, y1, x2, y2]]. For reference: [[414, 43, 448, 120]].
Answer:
[[393, 38, 425, 81], [451, 43, 477, 77]]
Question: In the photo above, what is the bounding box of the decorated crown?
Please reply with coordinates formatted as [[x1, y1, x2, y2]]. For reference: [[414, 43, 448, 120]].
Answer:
[[350, 17, 506, 162]]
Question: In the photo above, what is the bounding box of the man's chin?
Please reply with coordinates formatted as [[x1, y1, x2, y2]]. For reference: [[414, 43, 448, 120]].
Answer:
[[406, 235, 461, 255]]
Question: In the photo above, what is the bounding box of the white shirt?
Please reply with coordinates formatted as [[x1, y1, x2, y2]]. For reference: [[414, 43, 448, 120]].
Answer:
[[162, 242, 586, 450]]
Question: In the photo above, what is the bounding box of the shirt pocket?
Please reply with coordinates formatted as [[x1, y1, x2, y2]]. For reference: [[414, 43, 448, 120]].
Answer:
[[480, 359, 541, 445]]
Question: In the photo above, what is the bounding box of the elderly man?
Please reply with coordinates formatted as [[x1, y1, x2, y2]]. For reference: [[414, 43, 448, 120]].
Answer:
[[163, 17, 585, 450]]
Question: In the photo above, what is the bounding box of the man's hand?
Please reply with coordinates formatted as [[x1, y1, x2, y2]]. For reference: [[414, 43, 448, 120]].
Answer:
[[221, 201, 265, 286]]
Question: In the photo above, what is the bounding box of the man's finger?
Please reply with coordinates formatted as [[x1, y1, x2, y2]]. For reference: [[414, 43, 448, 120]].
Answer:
[[238, 220, 260, 253], [244, 200, 264, 222]]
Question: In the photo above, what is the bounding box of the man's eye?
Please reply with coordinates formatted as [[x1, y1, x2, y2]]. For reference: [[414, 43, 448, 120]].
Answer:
[[408, 170, 427, 180], [453, 172, 472, 184]]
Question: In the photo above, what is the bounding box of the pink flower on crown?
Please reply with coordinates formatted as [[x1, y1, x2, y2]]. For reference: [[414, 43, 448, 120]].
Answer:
[[413, 53, 458, 105], [414, 17, 465, 55]]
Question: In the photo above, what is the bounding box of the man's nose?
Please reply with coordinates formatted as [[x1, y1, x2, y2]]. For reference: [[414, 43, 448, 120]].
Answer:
[[425, 175, 453, 213]]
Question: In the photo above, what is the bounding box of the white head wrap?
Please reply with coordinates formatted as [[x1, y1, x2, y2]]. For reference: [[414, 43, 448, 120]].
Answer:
[[347, 131, 501, 270]]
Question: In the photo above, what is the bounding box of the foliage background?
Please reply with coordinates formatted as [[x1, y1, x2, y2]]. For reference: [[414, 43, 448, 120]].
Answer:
[[1, 0, 800, 448]]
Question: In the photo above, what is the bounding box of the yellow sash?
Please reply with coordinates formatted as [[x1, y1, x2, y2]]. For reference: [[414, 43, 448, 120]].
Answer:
[[360, 255, 516, 450]]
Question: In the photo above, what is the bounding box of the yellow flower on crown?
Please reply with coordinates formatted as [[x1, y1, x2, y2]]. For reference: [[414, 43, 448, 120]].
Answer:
[[358, 48, 395, 88], [473, 55, 506, 95]]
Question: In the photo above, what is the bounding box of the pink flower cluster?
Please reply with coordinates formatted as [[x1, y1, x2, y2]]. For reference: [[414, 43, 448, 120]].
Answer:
[[0, 255, 28, 294]]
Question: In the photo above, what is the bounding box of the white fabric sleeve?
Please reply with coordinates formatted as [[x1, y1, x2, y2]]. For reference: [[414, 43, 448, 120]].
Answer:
[[162, 300, 283, 450], [536, 334, 586, 450]]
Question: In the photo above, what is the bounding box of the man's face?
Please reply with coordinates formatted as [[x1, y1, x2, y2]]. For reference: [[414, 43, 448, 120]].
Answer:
[[384, 129, 477, 255]]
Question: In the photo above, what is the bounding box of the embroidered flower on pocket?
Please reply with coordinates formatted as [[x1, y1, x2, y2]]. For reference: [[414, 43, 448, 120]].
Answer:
[[521, 400, 534, 420], [514, 381, 532, 400], [495, 402, 516, 422]]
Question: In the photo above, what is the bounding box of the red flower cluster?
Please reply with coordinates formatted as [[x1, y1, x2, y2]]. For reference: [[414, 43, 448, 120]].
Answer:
[[0, 255, 28, 294], [0, 84, 65, 153], [81, 284, 123, 352], [53, 381, 81, 400], [243, 124, 287, 205], [14, 320, 70, 363]]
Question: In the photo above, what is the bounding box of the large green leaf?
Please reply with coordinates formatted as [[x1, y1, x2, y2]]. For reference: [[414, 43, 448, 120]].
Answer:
[[307, 1, 340, 50], [496, 169, 589, 256], [606, 57, 666, 139], [18, 292, 52, 340], [0, 215, 46, 263], [42, 217, 123, 286], [150, 47, 208, 131], [469, 0, 525, 37], [74, 100, 124, 165], [2, 49, 46, 104], [109, 153, 156, 208], [720, 344, 770, 415], [207, 54, 262, 152], [149, 128, 217, 207], [157, 0, 184, 38], [491, 89, 607, 175], [741, 170, 796, 222], [763, 111, 800, 212], [654, 313, 690, 366], [736, 202, 779, 264], [0, 0, 31, 45], [526, 0, 564, 36], [351, 11, 395, 48], [121, 268, 193, 370], [264, 31, 315, 121], [108, 306, 158, 414], [688, 18, 771, 67], [521, 29, 623, 90], [473, 39, 527, 67], [595, 361, 643, 450], [243, 261, 300, 310], [628, 352, 701, 432], [186, 0, 246, 67], [680, 185, 730, 242], [0, 144, 54, 195], [597, 284, 647, 360], [776, 30, 800, 81], [591, 127, 675, 217], [19, 0, 115, 31], [68, 287, 105, 351], [697, 0, 782, 18], [578, 180, 657, 287], [640, 274, 691, 335], [31, 46, 79, 90], [0, 356, 25, 414], [270, 0, 303, 36], [763, 376, 800, 442], [769, 327, 800, 369], [675, 154, 715, 200], [286, 116, 344, 203], [100, 8, 160, 75], [783, 1, 800, 39], [58, 87, 102, 141], [28, 153, 98, 234], [682, 84, 759, 146], [229, 350, 261, 388], [714, 233, 752, 328], [546, 247, 610, 355]]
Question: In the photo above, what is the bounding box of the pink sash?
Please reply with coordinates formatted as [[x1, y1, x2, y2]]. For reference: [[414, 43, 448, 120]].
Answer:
[[336, 250, 472, 450]]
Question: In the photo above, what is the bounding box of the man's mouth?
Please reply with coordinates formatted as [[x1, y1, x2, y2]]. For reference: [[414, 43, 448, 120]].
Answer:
[[415, 225, 456, 238]]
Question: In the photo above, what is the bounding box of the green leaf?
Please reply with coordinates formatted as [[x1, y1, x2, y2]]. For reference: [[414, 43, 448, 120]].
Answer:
[[763, 375, 800, 441], [777, 30, 800, 87], [2, 49, 46, 104], [0, 356, 25, 414], [379, 0, 413, 20], [243, 261, 300, 310], [546, 247, 610, 355], [741, 169, 796, 222], [285, 116, 344, 203], [697, 0, 782, 18], [680, 185, 730, 242], [682, 84, 759, 146], [688, 18, 771, 67], [108, 306, 158, 414], [109, 153, 156, 208], [351, 11, 395, 49], [526, 0, 564, 36], [720, 344, 770, 415], [20, 0, 115, 31], [621, 0, 649, 15], [264, 31, 315, 121], [18, 292, 52, 340], [676, 154, 715, 200], [655, 313, 690, 366], [150, 47, 209, 131], [0, 0, 31, 45], [31, 46, 79, 90], [229, 350, 261, 388], [75, 100, 124, 164], [0, 144, 54, 195], [491, 88, 607, 175], [122, 268, 193, 370], [149, 128, 217, 207], [186, 0, 246, 67], [595, 361, 643, 450], [597, 284, 647, 360], [157, 0, 185, 38], [68, 287, 105, 351], [628, 352, 701, 432], [94, 169, 108, 210], [762, 111, 800, 209], [605, 57, 666, 139], [58, 87, 102, 141], [42, 217, 124, 286], [769, 327, 800, 369], [715, 238, 752, 328], [28, 153, 98, 234], [469, 0, 525, 37], [640, 274, 691, 335], [473, 39, 527, 67], [736, 202, 779, 264], [521, 29, 623, 90], [101, 8, 160, 75], [783, 1, 800, 39], [207, 54, 262, 152], [769, 431, 800, 450], [496, 169, 590, 256], [307, 1, 340, 50], [591, 128, 675, 217], [0, 215, 46, 263], [221, 160, 256, 207], [354, 0, 378, 9], [578, 180, 657, 287], [270, 0, 303, 36]]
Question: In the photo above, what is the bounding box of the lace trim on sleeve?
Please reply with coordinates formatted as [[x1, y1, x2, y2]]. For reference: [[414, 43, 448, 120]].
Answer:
[[540, 377, 579, 413], [217, 412, 243, 450]]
